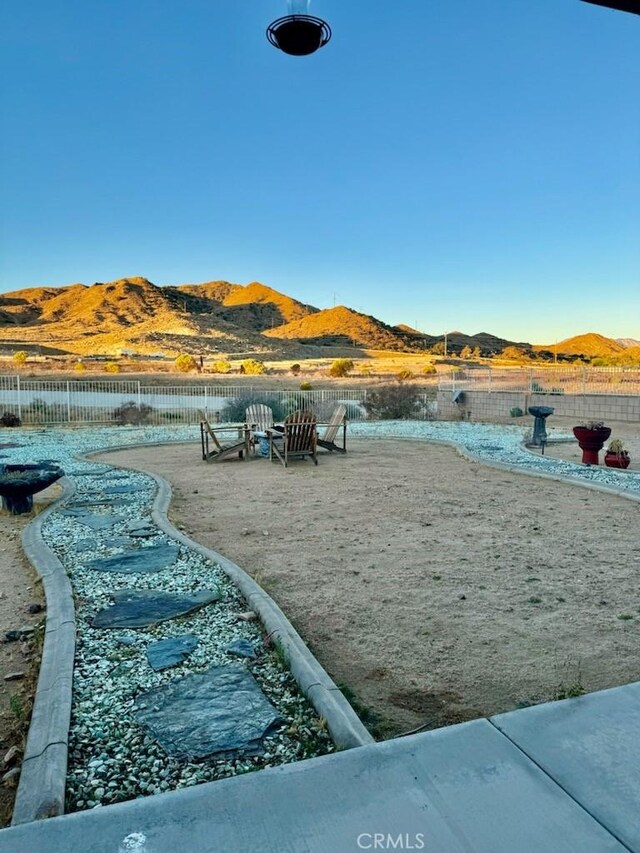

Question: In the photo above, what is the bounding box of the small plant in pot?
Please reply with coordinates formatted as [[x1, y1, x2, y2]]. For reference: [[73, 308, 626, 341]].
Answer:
[[604, 438, 631, 470], [572, 421, 612, 465]]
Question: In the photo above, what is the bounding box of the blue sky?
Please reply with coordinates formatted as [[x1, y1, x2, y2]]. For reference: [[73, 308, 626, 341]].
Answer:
[[1, 0, 638, 345]]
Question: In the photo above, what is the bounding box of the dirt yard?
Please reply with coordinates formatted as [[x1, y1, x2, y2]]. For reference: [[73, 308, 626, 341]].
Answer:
[[98, 436, 640, 738], [0, 485, 56, 827]]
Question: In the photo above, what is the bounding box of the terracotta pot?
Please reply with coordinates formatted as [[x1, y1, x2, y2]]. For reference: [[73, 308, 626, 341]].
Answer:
[[572, 426, 612, 465], [604, 452, 630, 470]]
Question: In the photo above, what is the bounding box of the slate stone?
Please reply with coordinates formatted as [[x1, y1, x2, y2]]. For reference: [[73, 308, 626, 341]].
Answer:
[[69, 468, 111, 477], [104, 484, 141, 494], [59, 508, 121, 530], [86, 543, 179, 574], [146, 634, 199, 671], [125, 519, 157, 538], [91, 589, 220, 628], [134, 665, 283, 760], [74, 539, 95, 552], [225, 639, 258, 660], [69, 495, 134, 507]]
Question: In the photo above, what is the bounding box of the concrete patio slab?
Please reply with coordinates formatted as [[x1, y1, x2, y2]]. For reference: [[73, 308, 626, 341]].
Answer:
[[492, 682, 640, 852], [0, 719, 628, 853]]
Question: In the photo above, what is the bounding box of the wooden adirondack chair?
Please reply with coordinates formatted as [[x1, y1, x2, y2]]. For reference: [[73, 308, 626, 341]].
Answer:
[[199, 411, 249, 463], [268, 410, 318, 468], [317, 404, 347, 453], [245, 403, 275, 454]]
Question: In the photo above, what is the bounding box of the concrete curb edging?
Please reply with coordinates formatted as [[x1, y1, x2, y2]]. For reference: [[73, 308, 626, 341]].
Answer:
[[86, 443, 374, 751], [11, 476, 77, 826]]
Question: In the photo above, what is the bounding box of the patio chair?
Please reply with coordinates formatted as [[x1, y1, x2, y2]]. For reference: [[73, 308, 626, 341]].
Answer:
[[268, 410, 318, 468], [317, 404, 347, 453], [199, 411, 249, 463], [245, 403, 275, 454]]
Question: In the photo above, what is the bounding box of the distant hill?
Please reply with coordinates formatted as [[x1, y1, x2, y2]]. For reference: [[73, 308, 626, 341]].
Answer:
[[534, 333, 625, 358], [264, 305, 420, 350], [617, 337, 640, 349]]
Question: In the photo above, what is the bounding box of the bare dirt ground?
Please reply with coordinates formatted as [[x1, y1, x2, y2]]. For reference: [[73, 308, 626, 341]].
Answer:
[[0, 485, 58, 827], [98, 434, 640, 739]]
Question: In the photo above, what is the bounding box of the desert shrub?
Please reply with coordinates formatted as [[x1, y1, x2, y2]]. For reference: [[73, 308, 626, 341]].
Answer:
[[396, 369, 413, 382], [290, 363, 301, 376], [12, 351, 28, 366], [23, 398, 54, 424], [175, 353, 197, 373], [299, 381, 312, 391], [104, 362, 120, 374], [209, 360, 232, 374], [220, 394, 286, 424], [73, 361, 86, 372], [0, 411, 21, 427], [422, 364, 437, 375], [363, 383, 421, 420], [280, 392, 315, 416], [113, 400, 155, 425], [240, 359, 266, 375], [510, 407, 524, 417], [329, 359, 354, 378]]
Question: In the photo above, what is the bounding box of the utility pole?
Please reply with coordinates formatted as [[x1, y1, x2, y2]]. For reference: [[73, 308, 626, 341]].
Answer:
[[444, 332, 448, 358]]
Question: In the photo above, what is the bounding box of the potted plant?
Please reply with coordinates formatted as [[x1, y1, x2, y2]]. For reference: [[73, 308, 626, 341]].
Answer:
[[604, 438, 631, 470], [572, 421, 612, 465]]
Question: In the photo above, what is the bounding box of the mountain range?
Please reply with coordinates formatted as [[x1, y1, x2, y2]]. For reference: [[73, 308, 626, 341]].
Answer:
[[0, 276, 636, 362]]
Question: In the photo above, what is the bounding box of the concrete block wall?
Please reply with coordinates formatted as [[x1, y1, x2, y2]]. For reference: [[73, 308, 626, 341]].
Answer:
[[436, 391, 640, 424]]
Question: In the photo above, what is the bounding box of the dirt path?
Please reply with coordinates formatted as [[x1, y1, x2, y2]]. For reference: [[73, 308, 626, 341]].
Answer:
[[97, 436, 640, 739], [0, 487, 58, 827]]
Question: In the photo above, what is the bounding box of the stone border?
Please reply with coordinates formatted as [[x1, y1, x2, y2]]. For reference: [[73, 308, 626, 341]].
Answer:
[[11, 477, 77, 826], [85, 445, 374, 751]]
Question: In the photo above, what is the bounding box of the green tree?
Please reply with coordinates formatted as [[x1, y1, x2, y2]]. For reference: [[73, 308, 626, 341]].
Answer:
[[12, 351, 28, 365], [460, 346, 473, 359]]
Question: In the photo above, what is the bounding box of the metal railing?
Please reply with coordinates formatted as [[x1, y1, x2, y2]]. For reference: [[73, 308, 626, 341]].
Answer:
[[438, 367, 640, 397]]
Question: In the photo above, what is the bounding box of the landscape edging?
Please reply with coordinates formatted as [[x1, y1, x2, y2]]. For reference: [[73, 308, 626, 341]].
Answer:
[[83, 444, 374, 751], [11, 476, 77, 826]]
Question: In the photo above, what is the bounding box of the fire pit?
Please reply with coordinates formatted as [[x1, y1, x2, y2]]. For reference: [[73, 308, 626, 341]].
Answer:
[[267, 14, 332, 56], [0, 463, 64, 515]]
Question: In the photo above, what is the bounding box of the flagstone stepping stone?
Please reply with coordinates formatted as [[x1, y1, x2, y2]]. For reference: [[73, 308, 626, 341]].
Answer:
[[115, 634, 140, 646], [69, 495, 135, 507], [135, 665, 283, 759], [104, 484, 142, 494], [125, 520, 157, 538], [74, 539, 95, 552], [92, 589, 221, 628], [59, 508, 121, 530], [225, 639, 258, 660], [146, 634, 199, 671], [86, 542, 179, 574], [70, 469, 111, 477]]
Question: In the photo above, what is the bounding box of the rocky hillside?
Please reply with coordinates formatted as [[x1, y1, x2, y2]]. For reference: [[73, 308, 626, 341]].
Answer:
[[534, 333, 626, 358]]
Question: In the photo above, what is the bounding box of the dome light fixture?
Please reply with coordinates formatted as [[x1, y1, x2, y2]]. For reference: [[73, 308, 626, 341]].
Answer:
[[267, 2, 331, 56]]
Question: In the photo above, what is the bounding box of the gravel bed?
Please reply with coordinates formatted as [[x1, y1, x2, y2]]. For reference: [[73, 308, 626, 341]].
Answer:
[[3, 421, 638, 814]]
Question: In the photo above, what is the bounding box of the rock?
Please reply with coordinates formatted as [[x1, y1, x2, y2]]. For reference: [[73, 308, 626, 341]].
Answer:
[[59, 509, 121, 530], [3, 626, 35, 642], [237, 611, 257, 623], [115, 634, 139, 646], [27, 603, 43, 614], [4, 671, 26, 681], [92, 589, 221, 629], [86, 543, 180, 575], [135, 665, 284, 760], [2, 746, 20, 767], [225, 639, 258, 660], [1, 767, 20, 786], [103, 484, 141, 494], [146, 635, 199, 671]]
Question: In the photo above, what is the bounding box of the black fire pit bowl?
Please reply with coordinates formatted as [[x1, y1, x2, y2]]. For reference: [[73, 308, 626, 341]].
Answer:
[[0, 463, 64, 515], [267, 15, 332, 56]]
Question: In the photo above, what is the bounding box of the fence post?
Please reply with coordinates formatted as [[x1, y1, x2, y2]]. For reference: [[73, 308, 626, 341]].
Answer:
[[66, 382, 71, 423], [529, 368, 533, 393], [137, 381, 142, 409], [488, 368, 492, 394], [16, 374, 22, 421], [204, 386, 208, 418], [582, 367, 586, 396]]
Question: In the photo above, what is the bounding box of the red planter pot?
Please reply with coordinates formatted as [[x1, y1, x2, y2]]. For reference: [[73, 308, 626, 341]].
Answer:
[[572, 426, 612, 465], [604, 452, 631, 469]]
